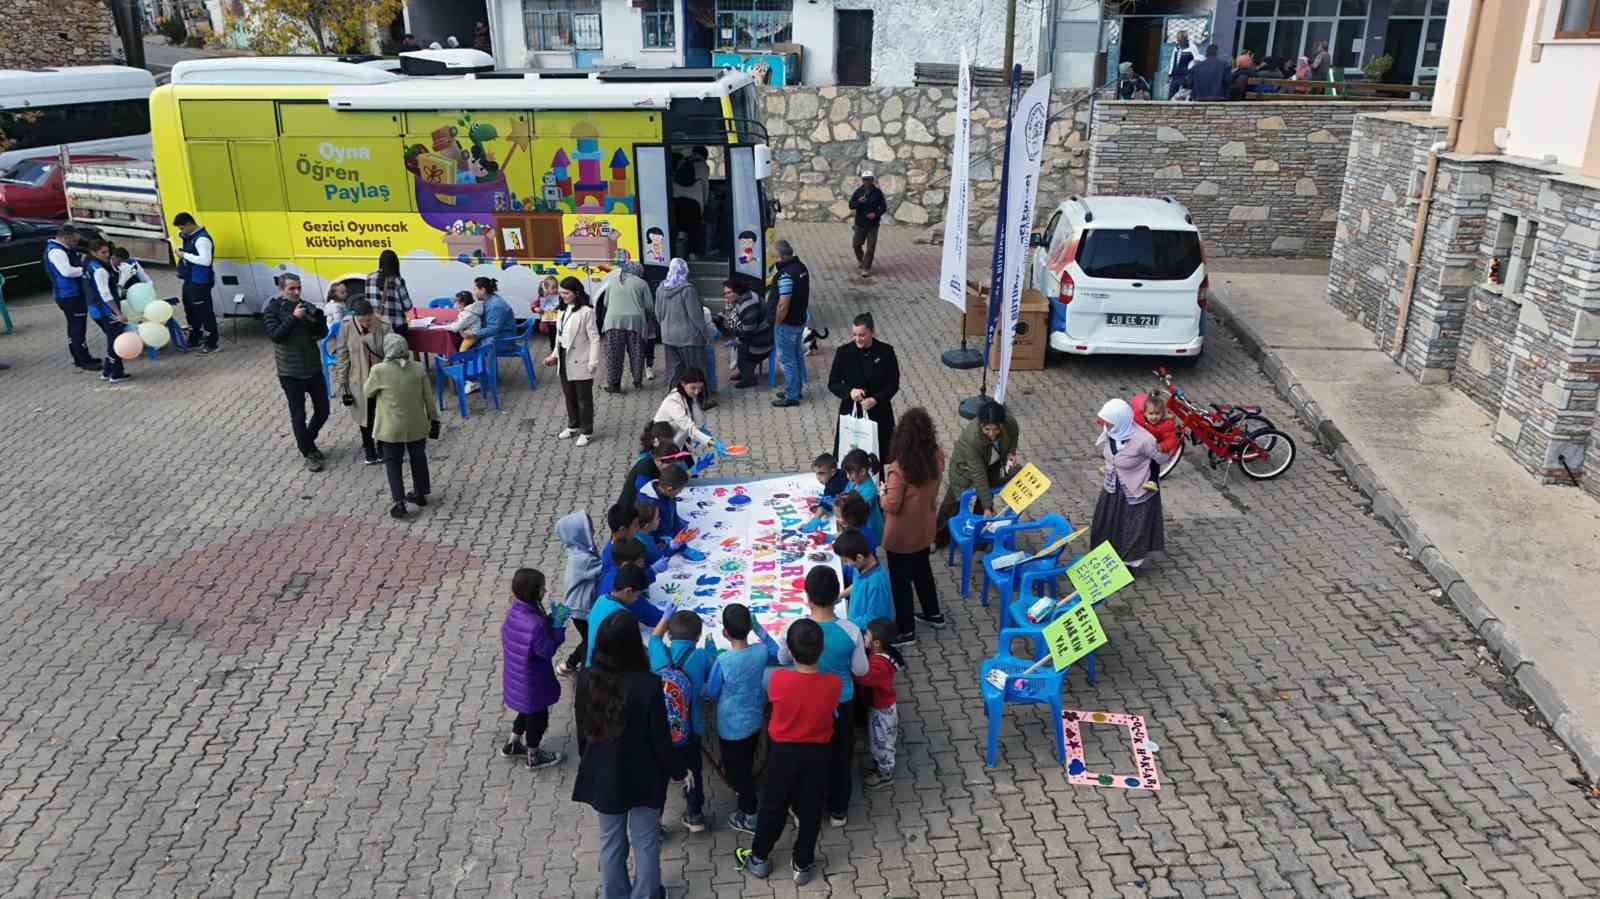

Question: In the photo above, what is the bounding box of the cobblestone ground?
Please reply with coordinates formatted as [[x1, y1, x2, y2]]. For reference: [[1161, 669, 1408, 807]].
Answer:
[[1, 225, 1598, 899]]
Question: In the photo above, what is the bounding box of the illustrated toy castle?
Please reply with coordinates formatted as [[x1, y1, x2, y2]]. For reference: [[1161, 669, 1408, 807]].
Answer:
[[547, 121, 635, 214]]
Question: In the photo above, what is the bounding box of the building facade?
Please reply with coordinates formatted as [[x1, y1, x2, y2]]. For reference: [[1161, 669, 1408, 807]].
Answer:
[[460, 0, 1046, 86], [1326, 0, 1600, 498]]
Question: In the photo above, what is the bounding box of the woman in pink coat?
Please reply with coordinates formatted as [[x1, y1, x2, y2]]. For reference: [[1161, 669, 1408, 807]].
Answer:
[[1089, 398, 1165, 570]]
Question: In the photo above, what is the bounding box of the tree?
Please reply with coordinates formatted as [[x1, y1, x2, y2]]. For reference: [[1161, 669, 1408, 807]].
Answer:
[[245, 0, 405, 56]]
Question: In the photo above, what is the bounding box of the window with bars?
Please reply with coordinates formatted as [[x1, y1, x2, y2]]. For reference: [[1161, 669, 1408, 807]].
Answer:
[[1233, 0, 1371, 71], [1557, 0, 1600, 37], [714, 0, 793, 50], [522, 0, 603, 52], [641, 0, 675, 48]]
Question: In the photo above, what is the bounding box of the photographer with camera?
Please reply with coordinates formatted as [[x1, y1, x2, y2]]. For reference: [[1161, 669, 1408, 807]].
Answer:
[[264, 273, 331, 472]]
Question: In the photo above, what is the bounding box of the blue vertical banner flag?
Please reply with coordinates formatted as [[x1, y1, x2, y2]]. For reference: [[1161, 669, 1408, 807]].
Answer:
[[992, 76, 1052, 404], [982, 67, 1022, 378]]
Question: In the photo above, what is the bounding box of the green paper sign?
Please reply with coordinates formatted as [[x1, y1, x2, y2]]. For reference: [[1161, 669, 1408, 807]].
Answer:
[[1043, 600, 1108, 671], [1067, 541, 1134, 606]]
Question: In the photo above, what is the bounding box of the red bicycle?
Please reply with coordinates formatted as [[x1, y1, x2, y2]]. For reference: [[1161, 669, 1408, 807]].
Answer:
[[1152, 368, 1296, 481]]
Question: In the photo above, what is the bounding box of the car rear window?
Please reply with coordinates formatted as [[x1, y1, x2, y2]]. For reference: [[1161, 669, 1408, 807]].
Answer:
[[0, 160, 54, 186], [1076, 227, 1202, 280]]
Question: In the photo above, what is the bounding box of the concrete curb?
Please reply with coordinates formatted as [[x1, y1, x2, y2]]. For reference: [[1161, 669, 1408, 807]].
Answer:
[[1210, 288, 1600, 781]]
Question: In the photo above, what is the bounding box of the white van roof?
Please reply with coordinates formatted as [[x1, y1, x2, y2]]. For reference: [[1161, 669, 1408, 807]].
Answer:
[[0, 65, 155, 106], [1064, 196, 1197, 231], [329, 69, 752, 112], [171, 57, 404, 86]]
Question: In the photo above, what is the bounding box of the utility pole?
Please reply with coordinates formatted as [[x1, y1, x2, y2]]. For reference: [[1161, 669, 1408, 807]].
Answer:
[[1003, 0, 1018, 73]]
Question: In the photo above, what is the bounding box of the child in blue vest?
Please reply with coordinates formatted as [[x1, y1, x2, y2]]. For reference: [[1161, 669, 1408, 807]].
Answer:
[[648, 609, 716, 833], [82, 239, 129, 383], [841, 449, 884, 546], [703, 603, 780, 834], [639, 463, 690, 541], [596, 536, 658, 603], [633, 498, 671, 570], [599, 504, 667, 591], [777, 566, 867, 827], [833, 528, 892, 631]]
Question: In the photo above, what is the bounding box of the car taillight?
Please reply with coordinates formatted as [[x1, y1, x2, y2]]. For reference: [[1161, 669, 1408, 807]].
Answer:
[[1059, 270, 1074, 305], [1197, 275, 1209, 310]]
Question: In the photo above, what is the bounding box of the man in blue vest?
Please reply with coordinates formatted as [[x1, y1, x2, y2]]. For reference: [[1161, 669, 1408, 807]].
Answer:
[[172, 212, 221, 353], [43, 224, 99, 371]]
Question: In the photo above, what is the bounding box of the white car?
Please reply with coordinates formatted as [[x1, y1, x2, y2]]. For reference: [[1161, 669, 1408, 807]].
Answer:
[[1030, 196, 1208, 363]]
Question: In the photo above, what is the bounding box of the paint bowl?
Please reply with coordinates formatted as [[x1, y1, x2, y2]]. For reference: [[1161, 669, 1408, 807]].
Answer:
[[722, 444, 750, 456]]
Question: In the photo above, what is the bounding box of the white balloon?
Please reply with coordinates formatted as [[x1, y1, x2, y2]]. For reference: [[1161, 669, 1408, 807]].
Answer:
[[138, 321, 170, 349], [143, 299, 174, 324]]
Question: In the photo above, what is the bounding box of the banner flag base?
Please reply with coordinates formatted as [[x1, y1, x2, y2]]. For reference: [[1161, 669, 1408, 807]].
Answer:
[[958, 394, 990, 419], [942, 348, 984, 370]]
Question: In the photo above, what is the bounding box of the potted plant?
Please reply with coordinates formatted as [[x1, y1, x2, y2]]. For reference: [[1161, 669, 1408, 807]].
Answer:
[[1362, 54, 1393, 81]]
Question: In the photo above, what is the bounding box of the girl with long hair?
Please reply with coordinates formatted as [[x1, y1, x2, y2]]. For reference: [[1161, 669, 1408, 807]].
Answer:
[[543, 276, 601, 446], [881, 407, 947, 642], [366, 249, 412, 331], [652, 366, 714, 452], [572, 612, 684, 899]]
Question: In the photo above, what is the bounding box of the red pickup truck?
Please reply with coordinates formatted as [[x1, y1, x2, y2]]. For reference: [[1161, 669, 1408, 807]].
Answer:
[[0, 154, 136, 221]]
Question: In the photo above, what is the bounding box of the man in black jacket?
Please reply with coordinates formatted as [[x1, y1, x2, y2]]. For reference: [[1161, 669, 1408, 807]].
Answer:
[[1166, 31, 1194, 99], [264, 273, 331, 471], [1186, 44, 1229, 101], [827, 313, 899, 457], [847, 172, 888, 278]]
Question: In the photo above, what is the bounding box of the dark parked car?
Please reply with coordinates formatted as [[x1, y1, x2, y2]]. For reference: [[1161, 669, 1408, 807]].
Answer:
[[0, 216, 102, 289]]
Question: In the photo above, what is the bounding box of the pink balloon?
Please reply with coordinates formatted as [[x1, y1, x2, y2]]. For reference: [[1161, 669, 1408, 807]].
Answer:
[[113, 331, 144, 360]]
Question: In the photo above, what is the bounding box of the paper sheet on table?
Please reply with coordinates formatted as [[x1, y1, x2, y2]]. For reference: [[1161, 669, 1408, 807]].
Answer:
[[649, 473, 845, 648], [409, 316, 436, 328]]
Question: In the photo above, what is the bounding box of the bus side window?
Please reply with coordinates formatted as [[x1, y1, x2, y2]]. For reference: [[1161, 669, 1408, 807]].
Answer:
[[0, 100, 149, 152]]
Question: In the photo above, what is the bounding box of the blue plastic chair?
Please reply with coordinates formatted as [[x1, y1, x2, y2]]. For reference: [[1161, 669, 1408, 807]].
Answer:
[[319, 319, 342, 398], [981, 514, 1073, 612], [946, 488, 1018, 601], [980, 653, 1067, 767], [999, 568, 1096, 689], [427, 297, 455, 309], [494, 317, 539, 390], [434, 343, 500, 417]]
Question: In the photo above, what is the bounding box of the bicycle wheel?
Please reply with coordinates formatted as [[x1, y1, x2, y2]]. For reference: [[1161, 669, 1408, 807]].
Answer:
[[1238, 428, 1296, 480], [1158, 436, 1184, 480]]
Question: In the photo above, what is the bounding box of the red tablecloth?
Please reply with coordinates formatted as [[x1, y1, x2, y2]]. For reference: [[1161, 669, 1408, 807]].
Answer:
[[405, 308, 461, 357]]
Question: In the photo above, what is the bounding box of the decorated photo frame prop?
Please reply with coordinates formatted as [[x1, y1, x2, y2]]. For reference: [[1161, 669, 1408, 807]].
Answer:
[[1062, 710, 1161, 791], [999, 462, 1052, 514]]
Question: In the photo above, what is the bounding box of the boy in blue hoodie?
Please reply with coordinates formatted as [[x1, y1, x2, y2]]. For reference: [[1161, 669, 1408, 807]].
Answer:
[[596, 535, 660, 599], [639, 463, 690, 541], [556, 511, 603, 676], [633, 498, 670, 568], [649, 608, 716, 833], [585, 566, 662, 666], [704, 603, 780, 834]]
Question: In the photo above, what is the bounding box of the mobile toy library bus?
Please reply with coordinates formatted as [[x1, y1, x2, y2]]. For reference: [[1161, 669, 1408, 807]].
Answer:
[[149, 57, 776, 315]]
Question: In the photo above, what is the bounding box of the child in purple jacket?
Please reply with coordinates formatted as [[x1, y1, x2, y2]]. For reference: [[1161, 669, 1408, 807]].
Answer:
[[501, 568, 569, 770]]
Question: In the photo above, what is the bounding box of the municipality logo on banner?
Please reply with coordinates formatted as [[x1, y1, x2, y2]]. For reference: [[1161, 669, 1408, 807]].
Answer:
[[937, 48, 972, 311], [993, 78, 1052, 404]]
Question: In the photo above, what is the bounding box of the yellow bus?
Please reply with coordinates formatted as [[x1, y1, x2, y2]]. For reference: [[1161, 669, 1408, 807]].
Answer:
[[149, 58, 774, 316]]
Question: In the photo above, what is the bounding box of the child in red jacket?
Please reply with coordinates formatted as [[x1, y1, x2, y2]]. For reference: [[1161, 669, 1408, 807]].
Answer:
[[1132, 390, 1180, 457], [853, 618, 904, 792]]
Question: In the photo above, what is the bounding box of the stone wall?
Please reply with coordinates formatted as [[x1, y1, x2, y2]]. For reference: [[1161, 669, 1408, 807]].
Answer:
[[1327, 113, 1447, 339], [1088, 100, 1426, 258], [763, 86, 1091, 235], [1328, 110, 1600, 493], [0, 0, 119, 68]]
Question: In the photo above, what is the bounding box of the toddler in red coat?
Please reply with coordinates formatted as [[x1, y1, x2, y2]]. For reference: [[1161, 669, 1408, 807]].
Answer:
[[1131, 390, 1180, 457]]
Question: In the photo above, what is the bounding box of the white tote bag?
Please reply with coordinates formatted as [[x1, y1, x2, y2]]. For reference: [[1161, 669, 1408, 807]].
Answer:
[[837, 403, 879, 460]]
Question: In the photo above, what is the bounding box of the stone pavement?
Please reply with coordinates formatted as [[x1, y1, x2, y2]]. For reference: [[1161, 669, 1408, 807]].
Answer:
[[1208, 260, 1600, 782], [1, 225, 1598, 898]]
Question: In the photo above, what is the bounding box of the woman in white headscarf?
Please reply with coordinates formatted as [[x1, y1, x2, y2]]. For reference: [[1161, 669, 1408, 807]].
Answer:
[[363, 332, 441, 519], [1089, 398, 1166, 571], [652, 257, 710, 388]]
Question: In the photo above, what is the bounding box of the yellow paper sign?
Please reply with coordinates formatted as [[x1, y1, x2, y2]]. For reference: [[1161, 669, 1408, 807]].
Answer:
[[1000, 463, 1052, 514], [1043, 601, 1108, 671], [1066, 541, 1135, 606]]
